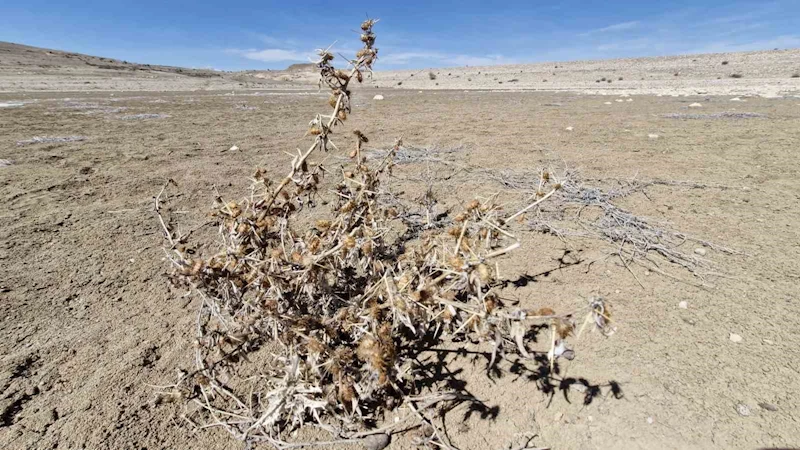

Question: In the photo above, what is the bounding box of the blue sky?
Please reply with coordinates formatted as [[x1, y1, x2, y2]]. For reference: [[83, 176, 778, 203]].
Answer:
[[1, 1, 798, 70]]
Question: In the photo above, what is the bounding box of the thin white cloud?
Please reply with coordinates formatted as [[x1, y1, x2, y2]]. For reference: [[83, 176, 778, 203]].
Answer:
[[227, 48, 312, 63], [380, 50, 509, 67], [579, 21, 640, 36], [596, 38, 653, 52], [256, 34, 300, 47]]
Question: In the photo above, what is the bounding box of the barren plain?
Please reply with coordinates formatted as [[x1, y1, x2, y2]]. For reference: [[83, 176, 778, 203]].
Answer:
[[1, 42, 800, 449]]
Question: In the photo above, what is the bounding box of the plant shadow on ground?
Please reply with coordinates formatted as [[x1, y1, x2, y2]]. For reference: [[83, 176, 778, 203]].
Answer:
[[386, 253, 623, 440]]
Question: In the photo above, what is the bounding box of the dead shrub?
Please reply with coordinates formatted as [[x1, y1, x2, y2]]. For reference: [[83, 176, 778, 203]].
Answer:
[[155, 19, 612, 449]]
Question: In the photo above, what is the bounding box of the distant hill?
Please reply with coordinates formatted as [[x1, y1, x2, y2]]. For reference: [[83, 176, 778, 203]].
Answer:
[[0, 41, 222, 78], [285, 63, 316, 72]]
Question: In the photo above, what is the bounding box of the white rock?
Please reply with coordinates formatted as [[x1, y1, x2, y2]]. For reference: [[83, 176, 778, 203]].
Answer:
[[694, 248, 707, 256], [604, 101, 612, 105], [648, 134, 659, 139], [679, 301, 688, 309], [373, 94, 384, 100], [646, 417, 654, 424], [565, 126, 574, 131], [729, 333, 743, 343], [229, 145, 239, 152], [615, 99, 624, 103], [626, 98, 633, 102], [730, 97, 743, 102], [0, 102, 24, 108], [736, 404, 751, 416], [689, 102, 703, 108]]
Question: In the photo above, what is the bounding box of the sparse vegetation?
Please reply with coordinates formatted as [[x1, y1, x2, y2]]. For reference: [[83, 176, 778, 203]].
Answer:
[[721, 60, 729, 65], [730, 73, 743, 78], [791, 73, 799, 78], [428, 71, 436, 80], [154, 19, 612, 449]]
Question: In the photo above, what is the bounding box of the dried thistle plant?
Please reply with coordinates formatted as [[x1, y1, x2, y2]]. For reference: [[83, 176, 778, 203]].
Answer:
[[154, 19, 611, 449]]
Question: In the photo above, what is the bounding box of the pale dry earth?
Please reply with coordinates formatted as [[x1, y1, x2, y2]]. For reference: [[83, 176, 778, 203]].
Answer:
[[1, 43, 800, 450], [2, 42, 800, 97]]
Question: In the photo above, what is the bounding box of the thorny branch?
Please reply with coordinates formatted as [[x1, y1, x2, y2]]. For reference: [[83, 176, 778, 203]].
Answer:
[[155, 19, 612, 450]]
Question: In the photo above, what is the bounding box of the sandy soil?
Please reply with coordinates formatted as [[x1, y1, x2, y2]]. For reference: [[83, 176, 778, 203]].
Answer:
[[1, 44, 800, 450]]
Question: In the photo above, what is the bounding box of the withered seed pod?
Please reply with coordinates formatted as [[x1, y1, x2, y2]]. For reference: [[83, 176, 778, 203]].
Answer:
[[361, 241, 373, 255], [476, 264, 492, 282]]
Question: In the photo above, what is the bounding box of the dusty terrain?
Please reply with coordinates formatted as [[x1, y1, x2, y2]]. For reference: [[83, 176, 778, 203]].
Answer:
[[1, 43, 800, 450], [3, 42, 800, 96]]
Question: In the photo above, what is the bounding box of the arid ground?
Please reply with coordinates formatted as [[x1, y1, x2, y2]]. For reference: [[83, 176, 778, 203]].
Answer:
[[1, 43, 800, 449]]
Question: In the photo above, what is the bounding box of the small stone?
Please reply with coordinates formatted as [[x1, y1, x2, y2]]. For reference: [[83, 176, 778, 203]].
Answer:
[[626, 98, 633, 102], [565, 126, 574, 131], [736, 403, 751, 416], [763, 339, 774, 345], [679, 301, 688, 309], [689, 102, 703, 108], [373, 94, 384, 100], [729, 333, 743, 343], [570, 383, 587, 393], [604, 101, 612, 105], [362, 433, 391, 450], [730, 97, 743, 101], [646, 417, 654, 424], [229, 145, 239, 152], [554, 411, 563, 421], [615, 99, 624, 102], [648, 134, 659, 139], [758, 402, 778, 412], [694, 248, 707, 256]]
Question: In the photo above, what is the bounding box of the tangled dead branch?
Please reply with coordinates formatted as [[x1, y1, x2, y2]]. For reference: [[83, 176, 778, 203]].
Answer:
[[155, 20, 612, 449], [481, 167, 738, 284]]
